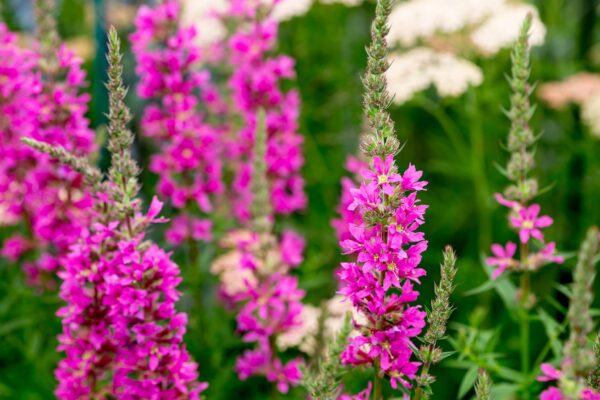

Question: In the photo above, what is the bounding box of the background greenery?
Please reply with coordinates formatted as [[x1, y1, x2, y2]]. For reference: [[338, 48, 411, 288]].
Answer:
[[0, 0, 599, 399]]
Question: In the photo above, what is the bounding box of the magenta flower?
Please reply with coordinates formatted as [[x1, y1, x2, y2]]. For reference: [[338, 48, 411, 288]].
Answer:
[[510, 203, 554, 243], [131, 1, 224, 246], [55, 198, 206, 399], [337, 155, 429, 388], [0, 23, 95, 287], [363, 155, 402, 196], [537, 363, 562, 382], [487, 242, 518, 279], [223, 8, 307, 221]]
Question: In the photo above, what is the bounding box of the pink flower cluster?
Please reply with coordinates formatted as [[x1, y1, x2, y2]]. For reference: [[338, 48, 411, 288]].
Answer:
[[487, 194, 563, 279], [131, 1, 225, 246], [55, 197, 206, 399], [0, 23, 95, 286], [214, 229, 306, 393], [224, 3, 307, 221], [338, 155, 428, 389], [537, 363, 599, 400]]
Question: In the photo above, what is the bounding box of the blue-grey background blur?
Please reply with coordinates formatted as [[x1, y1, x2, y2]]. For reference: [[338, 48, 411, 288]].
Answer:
[[0, 0, 598, 399]]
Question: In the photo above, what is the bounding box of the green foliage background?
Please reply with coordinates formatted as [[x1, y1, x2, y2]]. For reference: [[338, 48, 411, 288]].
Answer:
[[0, 0, 599, 399]]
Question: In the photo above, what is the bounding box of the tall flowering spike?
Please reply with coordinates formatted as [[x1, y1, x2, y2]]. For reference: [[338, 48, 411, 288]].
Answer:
[[211, 111, 306, 394], [505, 13, 537, 203], [130, 1, 224, 246], [488, 16, 562, 282], [22, 26, 207, 398], [106, 27, 140, 219], [223, 0, 307, 221], [475, 369, 492, 400], [0, 15, 95, 287], [415, 247, 458, 397], [337, 0, 429, 394], [564, 226, 599, 378]]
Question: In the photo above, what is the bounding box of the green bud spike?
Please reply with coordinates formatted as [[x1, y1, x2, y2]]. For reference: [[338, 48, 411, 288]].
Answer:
[[105, 26, 140, 214], [21, 137, 102, 190], [565, 226, 599, 378], [250, 110, 273, 236], [361, 0, 400, 160], [505, 13, 538, 202]]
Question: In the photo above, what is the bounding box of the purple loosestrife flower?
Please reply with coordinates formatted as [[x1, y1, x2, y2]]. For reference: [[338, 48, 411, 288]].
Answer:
[[221, 0, 307, 221], [0, 10, 95, 288], [212, 113, 306, 393], [26, 27, 206, 399], [335, 0, 429, 393], [131, 0, 225, 246], [488, 16, 562, 281]]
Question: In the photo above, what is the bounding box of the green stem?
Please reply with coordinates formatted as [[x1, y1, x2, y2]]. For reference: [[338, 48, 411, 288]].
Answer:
[[413, 344, 434, 400], [519, 241, 531, 399], [373, 361, 383, 400]]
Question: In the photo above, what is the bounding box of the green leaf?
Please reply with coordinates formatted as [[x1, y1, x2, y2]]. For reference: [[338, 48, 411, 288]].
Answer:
[[458, 366, 478, 399], [536, 309, 564, 358]]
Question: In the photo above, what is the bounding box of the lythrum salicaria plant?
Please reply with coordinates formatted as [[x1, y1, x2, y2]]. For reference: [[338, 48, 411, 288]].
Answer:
[[221, 0, 307, 222], [0, 0, 95, 288], [334, 0, 458, 398], [486, 14, 563, 387], [537, 226, 600, 399], [211, 111, 306, 393], [130, 0, 225, 249], [23, 27, 206, 399]]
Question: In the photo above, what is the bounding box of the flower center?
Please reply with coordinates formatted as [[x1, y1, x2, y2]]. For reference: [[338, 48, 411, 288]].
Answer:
[[522, 220, 534, 229], [378, 175, 388, 184], [387, 262, 396, 271], [181, 148, 193, 159]]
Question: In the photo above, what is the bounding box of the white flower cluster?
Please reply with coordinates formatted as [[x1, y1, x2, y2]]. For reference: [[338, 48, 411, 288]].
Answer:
[[181, 0, 228, 47], [320, 0, 364, 6], [388, 0, 505, 47], [387, 47, 483, 104], [539, 73, 600, 140], [385, 0, 546, 104]]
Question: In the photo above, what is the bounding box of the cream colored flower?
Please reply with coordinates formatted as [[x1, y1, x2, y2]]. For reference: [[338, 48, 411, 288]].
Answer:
[[181, 0, 228, 47], [272, 0, 314, 21], [581, 93, 600, 139], [388, 0, 505, 47], [539, 73, 600, 109], [320, 0, 363, 6], [386, 47, 483, 104], [276, 305, 321, 353], [471, 3, 545, 55]]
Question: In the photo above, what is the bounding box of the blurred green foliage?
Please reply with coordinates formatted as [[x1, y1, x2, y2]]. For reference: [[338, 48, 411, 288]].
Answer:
[[0, 0, 599, 399]]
